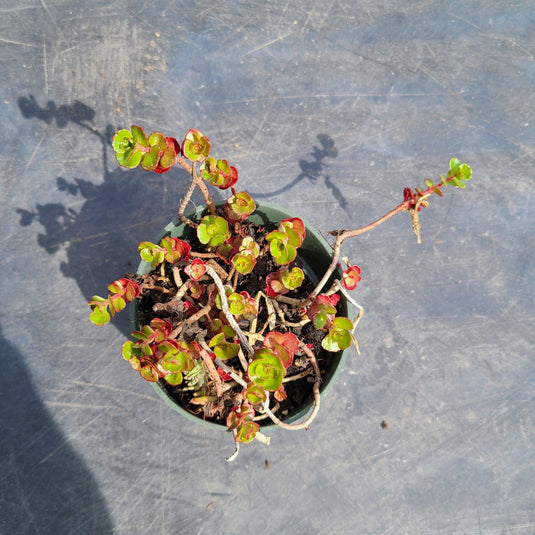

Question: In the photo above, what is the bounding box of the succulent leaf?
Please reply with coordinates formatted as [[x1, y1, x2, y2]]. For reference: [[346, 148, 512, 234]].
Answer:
[[341, 265, 361, 291], [182, 129, 211, 162], [197, 215, 230, 247], [225, 191, 256, 222], [248, 348, 285, 391]]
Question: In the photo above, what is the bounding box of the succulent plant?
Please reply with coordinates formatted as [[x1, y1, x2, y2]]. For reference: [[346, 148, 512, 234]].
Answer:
[[89, 124, 471, 460]]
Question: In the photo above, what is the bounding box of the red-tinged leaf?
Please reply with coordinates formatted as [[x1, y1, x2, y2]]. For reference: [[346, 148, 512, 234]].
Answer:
[[225, 191, 256, 222], [155, 137, 180, 173], [279, 218, 306, 247], [184, 258, 206, 280], [182, 129, 211, 162], [226, 407, 241, 430], [187, 280, 205, 300], [139, 363, 159, 382], [140, 144, 160, 171], [108, 295, 126, 315], [342, 265, 361, 291], [244, 384, 267, 405], [263, 331, 299, 368], [274, 385, 287, 402], [235, 420, 259, 443]]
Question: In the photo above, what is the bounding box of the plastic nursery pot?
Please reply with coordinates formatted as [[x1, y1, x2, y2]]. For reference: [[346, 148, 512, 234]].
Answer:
[[132, 201, 351, 431]]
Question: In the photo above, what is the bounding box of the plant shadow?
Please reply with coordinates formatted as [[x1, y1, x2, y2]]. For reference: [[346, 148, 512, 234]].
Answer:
[[0, 323, 113, 534], [17, 96, 208, 336], [253, 133, 348, 211]]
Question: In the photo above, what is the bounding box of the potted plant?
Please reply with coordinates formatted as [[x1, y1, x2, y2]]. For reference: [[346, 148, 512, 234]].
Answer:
[[88, 125, 471, 460]]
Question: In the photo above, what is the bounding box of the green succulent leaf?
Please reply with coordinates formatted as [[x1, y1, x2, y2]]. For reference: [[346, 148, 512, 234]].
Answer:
[[333, 317, 353, 330], [88, 300, 110, 325], [449, 157, 460, 173], [108, 295, 126, 314], [121, 341, 136, 360], [115, 147, 143, 169], [235, 420, 260, 443], [228, 292, 245, 316], [182, 129, 211, 162], [248, 348, 285, 391], [280, 266, 304, 291], [279, 218, 306, 247], [112, 129, 134, 154], [209, 333, 239, 360], [139, 364, 159, 382], [232, 250, 256, 275], [165, 372, 184, 385], [148, 131, 166, 150], [266, 231, 296, 265], [138, 241, 164, 267], [161, 349, 192, 373], [244, 383, 267, 405], [459, 163, 472, 181], [122, 342, 142, 372], [225, 191, 256, 222], [131, 125, 149, 147], [321, 317, 353, 352], [197, 215, 230, 247], [140, 144, 160, 171], [313, 310, 328, 330]]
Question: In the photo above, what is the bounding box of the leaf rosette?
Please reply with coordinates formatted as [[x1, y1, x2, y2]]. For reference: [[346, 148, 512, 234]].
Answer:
[[197, 215, 230, 247], [266, 218, 306, 265], [322, 317, 353, 352], [248, 348, 285, 391], [182, 129, 211, 162]]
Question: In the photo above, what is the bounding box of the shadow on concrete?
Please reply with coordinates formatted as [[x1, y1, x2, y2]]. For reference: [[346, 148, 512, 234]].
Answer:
[[253, 133, 348, 210], [0, 324, 113, 534], [16, 96, 206, 336]]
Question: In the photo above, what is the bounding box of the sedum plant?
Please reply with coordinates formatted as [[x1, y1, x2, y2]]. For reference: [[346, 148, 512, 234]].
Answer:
[[89, 125, 471, 460]]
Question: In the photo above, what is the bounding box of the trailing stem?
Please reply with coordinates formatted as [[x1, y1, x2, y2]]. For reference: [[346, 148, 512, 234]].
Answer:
[[306, 176, 455, 302], [177, 160, 217, 227]]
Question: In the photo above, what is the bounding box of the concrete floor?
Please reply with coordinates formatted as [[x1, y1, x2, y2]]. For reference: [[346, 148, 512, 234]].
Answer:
[[1, 1, 534, 533]]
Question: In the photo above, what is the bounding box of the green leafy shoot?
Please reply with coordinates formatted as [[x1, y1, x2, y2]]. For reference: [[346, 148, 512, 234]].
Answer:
[[262, 331, 299, 369], [184, 258, 207, 280], [445, 158, 472, 189], [306, 294, 339, 330], [200, 157, 238, 189], [231, 236, 260, 275], [266, 218, 306, 265], [266, 266, 305, 296], [248, 347, 285, 391], [227, 291, 257, 320], [225, 191, 256, 222], [197, 215, 230, 247], [88, 278, 140, 325], [243, 383, 267, 405], [226, 403, 259, 443], [321, 317, 353, 352], [182, 129, 211, 162], [209, 332, 240, 360], [112, 126, 179, 173], [139, 237, 191, 267]]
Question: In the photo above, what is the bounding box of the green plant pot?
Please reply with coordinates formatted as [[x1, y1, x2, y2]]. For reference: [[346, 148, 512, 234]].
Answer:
[[133, 201, 351, 431]]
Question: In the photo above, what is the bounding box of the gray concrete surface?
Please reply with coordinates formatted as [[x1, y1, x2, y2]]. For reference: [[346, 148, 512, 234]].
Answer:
[[1, 1, 534, 533]]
